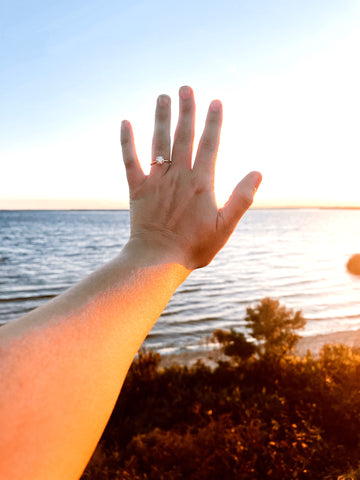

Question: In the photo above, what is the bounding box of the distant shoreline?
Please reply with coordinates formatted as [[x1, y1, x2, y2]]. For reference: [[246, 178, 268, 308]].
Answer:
[[1, 206, 360, 212]]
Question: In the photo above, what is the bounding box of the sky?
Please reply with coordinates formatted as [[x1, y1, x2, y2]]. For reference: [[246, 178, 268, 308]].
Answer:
[[1, 0, 360, 209]]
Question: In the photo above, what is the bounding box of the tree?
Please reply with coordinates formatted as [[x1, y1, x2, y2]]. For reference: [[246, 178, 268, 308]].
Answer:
[[245, 297, 306, 359], [212, 328, 256, 363]]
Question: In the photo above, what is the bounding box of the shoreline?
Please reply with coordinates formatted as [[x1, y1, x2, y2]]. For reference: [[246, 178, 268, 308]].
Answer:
[[295, 328, 360, 356], [159, 328, 360, 369]]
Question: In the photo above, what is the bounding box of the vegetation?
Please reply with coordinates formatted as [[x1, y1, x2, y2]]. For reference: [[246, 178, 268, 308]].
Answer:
[[81, 298, 360, 480], [245, 297, 306, 359]]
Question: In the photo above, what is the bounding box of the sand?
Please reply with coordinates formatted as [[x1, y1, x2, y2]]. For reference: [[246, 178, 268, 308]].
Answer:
[[295, 329, 360, 356], [158, 328, 360, 369]]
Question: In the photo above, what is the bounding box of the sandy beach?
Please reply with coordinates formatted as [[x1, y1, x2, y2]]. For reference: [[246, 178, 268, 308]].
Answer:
[[295, 328, 360, 356], [159, 328, 360, 369]]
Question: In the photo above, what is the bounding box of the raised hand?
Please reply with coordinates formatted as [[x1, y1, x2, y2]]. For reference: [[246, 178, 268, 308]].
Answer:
[[121, 86, 262, 270]]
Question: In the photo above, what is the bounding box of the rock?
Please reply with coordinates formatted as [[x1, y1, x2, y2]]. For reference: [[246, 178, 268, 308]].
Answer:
[[347, 254, 360, 275]]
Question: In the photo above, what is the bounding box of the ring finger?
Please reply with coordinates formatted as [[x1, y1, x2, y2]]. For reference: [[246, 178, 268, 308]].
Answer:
[[151, 94, 171, 174]]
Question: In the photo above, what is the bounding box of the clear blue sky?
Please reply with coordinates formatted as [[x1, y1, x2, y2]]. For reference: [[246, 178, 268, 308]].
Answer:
[[1, 0, 360, 208]]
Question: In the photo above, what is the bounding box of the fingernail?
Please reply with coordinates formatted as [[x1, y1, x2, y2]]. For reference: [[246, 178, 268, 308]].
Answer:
[[121, 120, 131, 132], [210, 100, 221, 112], [158, 94, 170, 107], [180, 86, 192, 99]]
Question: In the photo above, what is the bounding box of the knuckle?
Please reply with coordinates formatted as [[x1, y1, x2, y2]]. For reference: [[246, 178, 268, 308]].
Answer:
[[124, 157, 134, 168], [200, 135, 215, 152], [238, 190, 254, 209], [154, 124, 169, 140], [154, 129, 170, 147], [176, 127, 191, 145], [156, 109, 170, 123], [120, 133, 130, 148], [154, 140, 166, 152], [191, 173, 209, 196], [182, 104, 194, 116], [181, 97, 195, 112]]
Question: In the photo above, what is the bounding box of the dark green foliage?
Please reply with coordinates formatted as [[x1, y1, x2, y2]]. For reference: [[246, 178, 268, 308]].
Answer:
[[212, 328, 256, 363], [245, 297, 306, 359], [81, 299, 360, 479]]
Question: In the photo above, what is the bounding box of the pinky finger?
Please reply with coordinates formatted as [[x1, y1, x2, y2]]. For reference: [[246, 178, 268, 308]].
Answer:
[[121, 120, 145, 189], [221, 171, 262, 232]]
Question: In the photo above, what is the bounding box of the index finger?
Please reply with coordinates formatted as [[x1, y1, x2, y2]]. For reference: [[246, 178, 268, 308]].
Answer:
[[121, 120, 145, 190]]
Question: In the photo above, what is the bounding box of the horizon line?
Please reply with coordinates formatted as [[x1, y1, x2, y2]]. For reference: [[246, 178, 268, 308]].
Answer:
[[1, 205, 360, 212]]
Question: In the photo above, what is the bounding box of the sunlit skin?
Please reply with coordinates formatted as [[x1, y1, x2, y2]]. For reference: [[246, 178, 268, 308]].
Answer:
[[0, 86, 261, 480]]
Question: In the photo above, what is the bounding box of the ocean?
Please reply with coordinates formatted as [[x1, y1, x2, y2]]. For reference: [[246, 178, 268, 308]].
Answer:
[[1, 209, 360, 355]]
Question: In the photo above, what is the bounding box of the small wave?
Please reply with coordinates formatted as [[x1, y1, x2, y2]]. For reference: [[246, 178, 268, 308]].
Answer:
[[161, 301, 206, 317], [171, 316, 221, 326], [0, 294, 55, 303], [307, 312, 360, 323], [178, 287, 202, 294]]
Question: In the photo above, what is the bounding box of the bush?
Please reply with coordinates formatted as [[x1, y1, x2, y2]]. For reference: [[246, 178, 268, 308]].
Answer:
[[245, 297, 306, 359], [211, 328, 256, 363], [81, 298, 360, 479]]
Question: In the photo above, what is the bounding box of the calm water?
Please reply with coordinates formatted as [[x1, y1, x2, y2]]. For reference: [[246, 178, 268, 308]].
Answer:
[[1, 209, 360, 355]]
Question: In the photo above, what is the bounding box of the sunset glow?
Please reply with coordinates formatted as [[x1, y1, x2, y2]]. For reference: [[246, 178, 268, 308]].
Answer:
[[1, 1, 359, 210]]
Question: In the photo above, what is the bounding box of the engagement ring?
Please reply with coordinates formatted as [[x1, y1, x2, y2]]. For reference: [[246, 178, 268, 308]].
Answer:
[[150, 156, 172, 166]]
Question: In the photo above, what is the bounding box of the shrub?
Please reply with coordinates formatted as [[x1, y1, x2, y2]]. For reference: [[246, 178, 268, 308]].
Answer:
[[81, 299, 360, 479], [245, 297, 306, 359], [211, 328, 256, 363]]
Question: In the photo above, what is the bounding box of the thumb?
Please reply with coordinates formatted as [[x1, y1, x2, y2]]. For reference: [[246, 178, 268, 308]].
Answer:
[[221, 171, 262, 231]]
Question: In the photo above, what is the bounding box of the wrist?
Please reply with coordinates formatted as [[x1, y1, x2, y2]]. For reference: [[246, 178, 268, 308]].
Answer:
[[121, 235, 191, 280]]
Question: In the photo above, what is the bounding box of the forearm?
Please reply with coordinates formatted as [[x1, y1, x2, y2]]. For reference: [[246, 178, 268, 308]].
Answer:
[[0, 240, 189, 480], [0, 85, 261, 480]]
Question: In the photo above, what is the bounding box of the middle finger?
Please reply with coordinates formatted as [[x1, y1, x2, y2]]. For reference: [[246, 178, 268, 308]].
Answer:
[[171, 86, 196, 169]]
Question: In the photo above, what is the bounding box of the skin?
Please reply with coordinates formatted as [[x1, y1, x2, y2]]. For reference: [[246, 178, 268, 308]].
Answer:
[[0, 86, 261, 480]]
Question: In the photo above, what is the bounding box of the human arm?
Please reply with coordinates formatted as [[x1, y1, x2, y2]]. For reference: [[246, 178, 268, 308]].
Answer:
[[0, 86, 261, 480]]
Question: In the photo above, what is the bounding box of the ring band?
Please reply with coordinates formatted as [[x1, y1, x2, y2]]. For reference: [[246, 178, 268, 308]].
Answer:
[[150, 155, 172, 166]]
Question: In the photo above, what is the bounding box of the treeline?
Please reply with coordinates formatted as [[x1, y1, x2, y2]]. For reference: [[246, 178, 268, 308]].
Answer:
[[81, 298, 360, 479]]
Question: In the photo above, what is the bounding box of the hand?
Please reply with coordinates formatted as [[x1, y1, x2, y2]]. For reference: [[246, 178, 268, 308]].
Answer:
[[120, 86, 262, 271]]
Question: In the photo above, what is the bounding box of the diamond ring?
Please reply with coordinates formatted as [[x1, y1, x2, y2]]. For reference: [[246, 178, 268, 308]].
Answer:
[[150, 156, 172, 166]]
